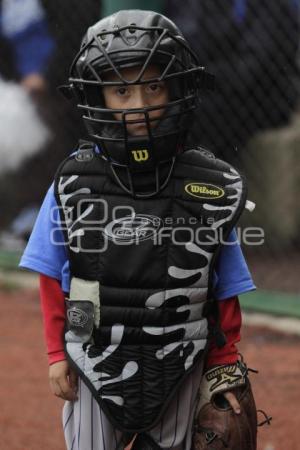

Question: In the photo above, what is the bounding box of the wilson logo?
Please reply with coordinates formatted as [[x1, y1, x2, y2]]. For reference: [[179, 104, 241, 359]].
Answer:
[[185, 183, 224, 199], [131, 149, 149, 162]]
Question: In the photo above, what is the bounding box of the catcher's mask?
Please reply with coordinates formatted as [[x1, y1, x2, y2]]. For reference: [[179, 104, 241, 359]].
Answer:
[[61, 10, 214, 197]]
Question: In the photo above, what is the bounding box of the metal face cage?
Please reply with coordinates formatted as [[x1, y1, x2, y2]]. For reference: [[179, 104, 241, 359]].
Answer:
[[67, 18, 214, 197]]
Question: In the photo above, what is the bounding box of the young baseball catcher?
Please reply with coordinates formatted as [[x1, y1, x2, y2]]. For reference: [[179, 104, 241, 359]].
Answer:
[[20, 10, 262, 450]]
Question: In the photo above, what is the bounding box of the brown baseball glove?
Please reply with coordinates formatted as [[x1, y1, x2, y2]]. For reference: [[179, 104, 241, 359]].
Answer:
[[192, 358, 269, 450]]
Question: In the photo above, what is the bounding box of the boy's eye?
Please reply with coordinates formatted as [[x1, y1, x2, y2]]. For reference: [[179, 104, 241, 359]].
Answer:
[[116, 87, 129, 96], [147, 83, 160, 93], [145, 82, 167, 95]]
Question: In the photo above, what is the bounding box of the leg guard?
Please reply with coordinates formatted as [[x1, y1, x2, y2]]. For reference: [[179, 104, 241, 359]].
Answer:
[[131, 433, 162, 450]]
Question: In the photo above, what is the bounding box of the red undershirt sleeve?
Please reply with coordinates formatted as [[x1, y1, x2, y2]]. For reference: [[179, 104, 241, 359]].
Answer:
[[39, 274, 66, 365], [205, 296, 242, 369]]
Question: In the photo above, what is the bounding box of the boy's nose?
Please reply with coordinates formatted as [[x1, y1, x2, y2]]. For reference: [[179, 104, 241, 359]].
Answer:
[[131, 86, 148, 110]]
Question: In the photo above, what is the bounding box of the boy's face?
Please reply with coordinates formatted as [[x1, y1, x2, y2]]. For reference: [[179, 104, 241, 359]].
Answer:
[[102, 65, 169, 136]]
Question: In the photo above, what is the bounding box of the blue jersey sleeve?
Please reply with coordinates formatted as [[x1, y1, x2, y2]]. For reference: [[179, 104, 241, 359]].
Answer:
[[18, 183, 70, 292], [213, 229, 256, 300]]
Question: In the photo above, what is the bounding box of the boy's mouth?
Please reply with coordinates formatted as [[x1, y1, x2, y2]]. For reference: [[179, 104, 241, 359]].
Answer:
[[127, 123, 149, 135], [127, 119, 160, 134]]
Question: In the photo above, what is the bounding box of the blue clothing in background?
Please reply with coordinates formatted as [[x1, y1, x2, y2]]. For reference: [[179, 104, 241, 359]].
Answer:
[[233, 0, 247, 24], [0, 0, 54, 76], [19, 183, 255, 298]]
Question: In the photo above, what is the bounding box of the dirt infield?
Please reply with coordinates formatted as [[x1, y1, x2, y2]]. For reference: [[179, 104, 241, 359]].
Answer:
[[1, 287, 299, 450]]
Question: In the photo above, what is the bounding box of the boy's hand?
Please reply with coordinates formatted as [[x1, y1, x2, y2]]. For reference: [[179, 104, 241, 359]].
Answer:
[[223, 390, 241, 414], [49, 360, 78, 401]]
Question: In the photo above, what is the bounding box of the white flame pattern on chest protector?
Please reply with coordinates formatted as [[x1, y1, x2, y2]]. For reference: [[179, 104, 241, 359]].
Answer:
[[144, 241, 211, 370], [61, 166, 243, 401], [143, 168, 243, 371], [58, 176, 94, 253], [59, 175, 141, 406], [67, 324, 138, 406], [203, 169, 242, 229], [168, 244, 213, 288]]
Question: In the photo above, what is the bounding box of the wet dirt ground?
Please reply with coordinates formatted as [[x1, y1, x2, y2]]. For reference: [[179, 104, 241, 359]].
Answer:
[[1, 288, 299, 450]]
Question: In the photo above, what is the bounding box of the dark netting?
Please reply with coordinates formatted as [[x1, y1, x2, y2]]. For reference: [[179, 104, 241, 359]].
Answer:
[[166, 0, 300, 293], [166, 0, 299, 158]]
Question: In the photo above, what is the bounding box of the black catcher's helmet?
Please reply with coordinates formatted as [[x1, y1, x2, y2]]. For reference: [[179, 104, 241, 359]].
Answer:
[[66, 10, 214, 197]]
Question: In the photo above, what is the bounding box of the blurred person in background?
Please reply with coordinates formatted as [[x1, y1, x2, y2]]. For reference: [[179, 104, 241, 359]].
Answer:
[[0, 0, 54, 92], [0, 0, 54, 160], [165, 0, 300, 163], [0, 0, 100, 235], [0, 0, 54, 245]]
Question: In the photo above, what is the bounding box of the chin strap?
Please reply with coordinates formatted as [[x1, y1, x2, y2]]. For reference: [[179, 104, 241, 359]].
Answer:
[[109, 157, 176, 198]]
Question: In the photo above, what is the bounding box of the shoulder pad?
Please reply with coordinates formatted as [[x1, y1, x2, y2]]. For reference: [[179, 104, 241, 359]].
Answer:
[[184, 146, 216, 159], [194, 146, 216, 160]]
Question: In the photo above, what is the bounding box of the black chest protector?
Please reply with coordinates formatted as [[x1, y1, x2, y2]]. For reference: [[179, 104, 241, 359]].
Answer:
[[54, 145, 247, 433]]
